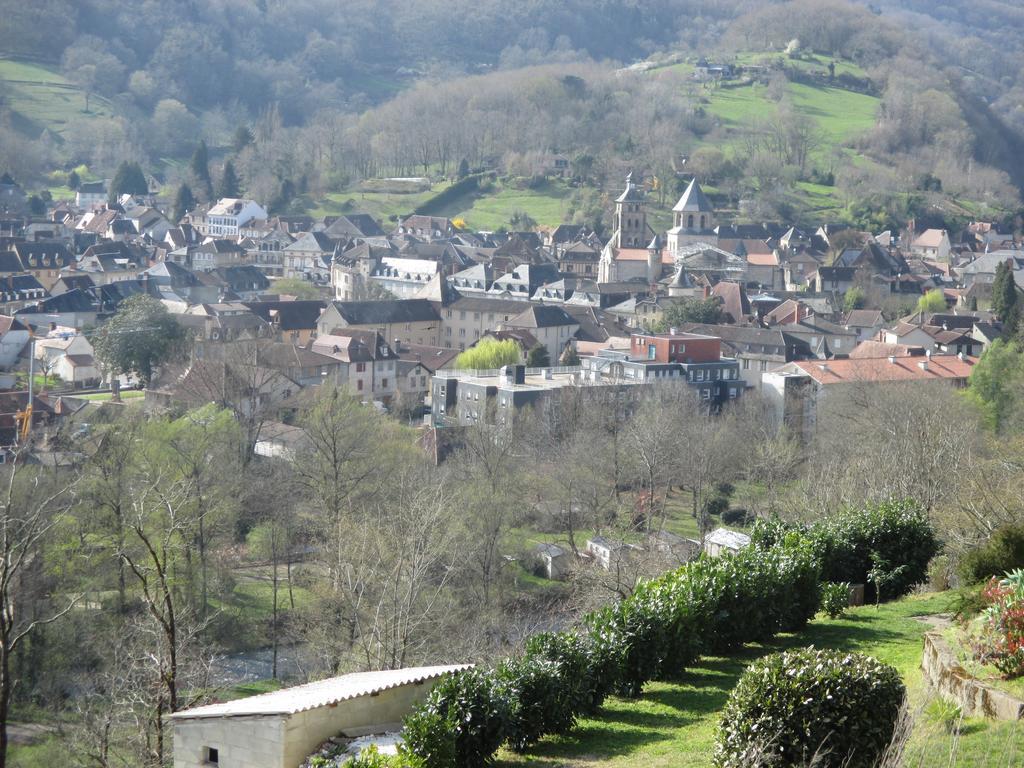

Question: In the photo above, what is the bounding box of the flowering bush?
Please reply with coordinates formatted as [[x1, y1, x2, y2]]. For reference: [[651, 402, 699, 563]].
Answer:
[[973, 569, 1024, 678]]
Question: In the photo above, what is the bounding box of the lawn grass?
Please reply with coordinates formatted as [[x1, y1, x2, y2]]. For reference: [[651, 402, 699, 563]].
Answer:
[[497, 593, 1022, 767], [703, 80, 878, 146], [78, 390, 146, 402], [0, 58, 114, 141], [454, 180, 573, 230], [310, 180, 453, 223]]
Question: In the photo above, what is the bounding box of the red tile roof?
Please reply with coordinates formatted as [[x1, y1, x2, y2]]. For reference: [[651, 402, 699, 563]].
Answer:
[[791, 354, 974, 385]]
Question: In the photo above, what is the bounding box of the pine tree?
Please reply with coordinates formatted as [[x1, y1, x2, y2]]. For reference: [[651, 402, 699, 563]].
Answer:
[[67, 170, 80, 190], [217, 160, 241, 199], [108, 161, 148, 205], [171, 184, 195, 223], [526, 344, 550, 367], [190, 141, 213, 201], [232, 125, 254, 154], [993, 262, 1019, 336]]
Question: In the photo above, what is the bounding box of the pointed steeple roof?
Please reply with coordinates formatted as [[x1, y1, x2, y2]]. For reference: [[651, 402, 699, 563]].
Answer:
[[616, 171, 645, 203], [672, 178, 714, 213], [670, 265, 693, 288], [647, 234, 661, 251]]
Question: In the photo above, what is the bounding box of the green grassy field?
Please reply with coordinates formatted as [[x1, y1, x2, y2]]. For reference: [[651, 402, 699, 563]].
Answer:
[[453, 180, 573, 230], [497, 593, 1021, 767], [78, 390, 146, 402], [703, 80, 878, 145], [0, 58, 114, 141], [310, 180, 453, 223]]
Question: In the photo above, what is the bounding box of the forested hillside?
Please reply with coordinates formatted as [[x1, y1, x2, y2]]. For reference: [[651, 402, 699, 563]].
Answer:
[[1, 0, 1022, 229]]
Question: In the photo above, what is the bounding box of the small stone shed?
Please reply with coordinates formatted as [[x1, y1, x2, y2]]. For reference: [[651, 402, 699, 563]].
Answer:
[[171, 665, 470, 768], [703, 527, 751, 558]]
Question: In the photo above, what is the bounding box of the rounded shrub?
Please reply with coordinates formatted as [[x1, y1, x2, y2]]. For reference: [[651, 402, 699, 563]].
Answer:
[[498, 656, 570, 751], [959, 523, 1024, 585], [811, 499, 938, 601], [714, 647, 905, 768], [819, 582, 851, 619], [524, 630, 614, 715], [401, 668, 507, 768]]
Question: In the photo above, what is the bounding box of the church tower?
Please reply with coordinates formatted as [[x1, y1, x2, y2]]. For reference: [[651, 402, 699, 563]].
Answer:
[[614, 172, 647, 249], [667, 178, 717, 253]]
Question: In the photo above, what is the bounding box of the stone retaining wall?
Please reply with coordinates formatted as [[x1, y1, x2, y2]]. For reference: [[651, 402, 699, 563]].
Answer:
[[921, 630, 1024, 720]]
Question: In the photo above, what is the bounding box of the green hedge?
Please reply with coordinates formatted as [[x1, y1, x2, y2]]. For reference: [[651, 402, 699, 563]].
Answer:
[[959, 523, 1024, 584], [752, 499, 939, 602], [401, 499, 929, 766], [714, 648, 905, 768]]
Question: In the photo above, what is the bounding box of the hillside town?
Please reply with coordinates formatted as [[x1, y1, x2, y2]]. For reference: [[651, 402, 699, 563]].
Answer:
[[5, 149, 1022, 764], [0, 169, 1005, 450]]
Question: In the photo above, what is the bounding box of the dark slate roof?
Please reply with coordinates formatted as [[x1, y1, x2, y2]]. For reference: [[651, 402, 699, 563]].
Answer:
[[673, 179, 714, 213], [19, 288, 94, 314], [214, 265, 271, 292], [0, 252, 24, 273], [506, 304, 578, 329], [615, 173, 645, 203], [12, 241, 73, 269], [324, 213, 385, 238], [54, 274, 96, 292], [330, 299, 441, 325], [244, 300, 326, 330]]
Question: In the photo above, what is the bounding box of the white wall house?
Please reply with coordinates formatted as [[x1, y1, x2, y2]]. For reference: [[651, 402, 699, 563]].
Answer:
[[0, 317, 29, 370], [203, 199, 269, 238], [171, 665, 469, 768]]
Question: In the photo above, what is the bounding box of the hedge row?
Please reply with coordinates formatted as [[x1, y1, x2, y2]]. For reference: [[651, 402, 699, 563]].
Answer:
[[751, 499, 938, 602], [396, 536, 821, 766], [365, 499, 934, 768]]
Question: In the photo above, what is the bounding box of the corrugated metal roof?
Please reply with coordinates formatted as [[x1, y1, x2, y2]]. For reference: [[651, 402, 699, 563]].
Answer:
[[170, 665, 471, 720]]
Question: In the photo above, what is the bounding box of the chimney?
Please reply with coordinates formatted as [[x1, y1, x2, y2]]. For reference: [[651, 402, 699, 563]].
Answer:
[[393, 337, 401, 353], [926, 349, 932, 360], [669, 327, 678, 336], [888, 355, 896, 364], [919, 360, 929, 371]]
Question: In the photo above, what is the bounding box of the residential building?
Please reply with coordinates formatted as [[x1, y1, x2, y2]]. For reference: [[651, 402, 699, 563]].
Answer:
[[312, 331, 397, 400], [438, 296, 530, 351], [198, 198, 269, 238], [500, 305, 580, 363], [244, 300, 326, 345], [911, 229, 952, 262], [0, 316, 29, 370], [318, 299, 441, 347], [679, 323, 812, 390], [75, 180, 108, 210], [763, 353, 975, 435], [580, 330, 745, 404]]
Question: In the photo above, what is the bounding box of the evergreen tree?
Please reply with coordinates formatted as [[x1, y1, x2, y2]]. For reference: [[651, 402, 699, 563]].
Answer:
[[217, 160, 241, 199], [232, 125, 254, 154], [171, 184, 195, 223], [526, 344, 550, 367], [108, 161, 148, 204], [992, 261, 1020, 340], [190, 140, 213, 200], [67, 170, 80, 190], [457, 158, 470, 179], [560, 346, 581, 366]]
